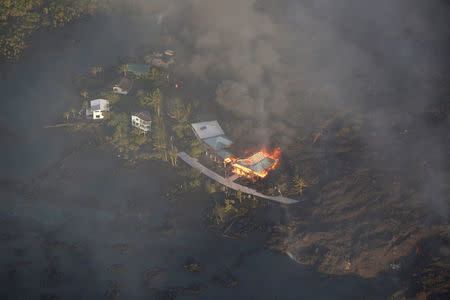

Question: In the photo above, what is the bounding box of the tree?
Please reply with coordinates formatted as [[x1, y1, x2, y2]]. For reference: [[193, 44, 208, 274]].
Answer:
[[167, 97, 192, 123], [91, 66, 103, 76], [0, 0, 107, 62], [64, 112, 70, 121], [152, 117, 168, 161], [168, 146, 178, 166], [151, 88, 163, 117], [98, 91, 120, 105], [107, 113, 149, 155], [119, 64, 128, 77], [236, 190, 243, 203], [80, 90, 88, 100], [224, 199, 235, 212], [292, 175, 308, 195], [71, 108, 77, 119], [137, 88, 163, 116], [277, 183, 288, 196]]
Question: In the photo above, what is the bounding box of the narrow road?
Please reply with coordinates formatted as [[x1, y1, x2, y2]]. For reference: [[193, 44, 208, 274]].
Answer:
[[178, 152, 300, 205]]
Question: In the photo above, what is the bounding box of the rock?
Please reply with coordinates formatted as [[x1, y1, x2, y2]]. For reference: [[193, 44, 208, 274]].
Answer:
[[143, 267, 167, 285], [104, 281, 121, 300], [182, 284, 206, 295], [108, 264, 123, 274], [212, 267, 238, 288], [183, 257, 201, 272], [151, 284, 206, 300]]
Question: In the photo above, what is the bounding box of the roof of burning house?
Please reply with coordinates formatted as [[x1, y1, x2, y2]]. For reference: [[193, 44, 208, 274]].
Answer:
[[191, 121, 225, 139], [235, 152, 276, 173]]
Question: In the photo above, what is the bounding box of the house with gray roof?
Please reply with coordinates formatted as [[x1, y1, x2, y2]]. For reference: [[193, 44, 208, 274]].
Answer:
[[191, 121, 233, 162]]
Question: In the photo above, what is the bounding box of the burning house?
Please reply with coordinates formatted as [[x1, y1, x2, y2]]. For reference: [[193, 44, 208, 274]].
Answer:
[[191, 120, 280, 180], [229, 150, 280, 179], [191, 121, 233, 163]]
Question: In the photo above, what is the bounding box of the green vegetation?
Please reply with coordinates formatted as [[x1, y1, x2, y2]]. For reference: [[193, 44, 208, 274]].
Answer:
[[118, 64, 128, 76], [107, 112, 150, 158], [292, 175, 308, 195], [138, 88, 163, 116], [0, 0, 111, 61], [91, 66, 103, 76], [145, 68, 169, 88], [207, 188, 260, 238], [68, 62, 201, 165], [97, 90, 120, 105], [183, 263, 201, 272]]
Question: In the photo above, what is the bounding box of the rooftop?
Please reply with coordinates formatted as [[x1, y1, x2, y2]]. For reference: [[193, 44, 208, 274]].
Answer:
[[217, 149, 233, 159], [90, 99, 109, 111], [191, 121, 225, 140], [133, 111, 151, 122], [203, 135, 233, 150], [115, 77, 133, 91], [235, 151, 276, 173]]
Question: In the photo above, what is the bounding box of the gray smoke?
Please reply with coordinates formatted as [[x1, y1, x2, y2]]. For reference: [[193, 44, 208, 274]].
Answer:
[[137, 0, 449, 218]]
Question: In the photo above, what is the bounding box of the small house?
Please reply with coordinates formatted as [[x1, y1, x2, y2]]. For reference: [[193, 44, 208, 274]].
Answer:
[[131, 111, 152, 133], [86, 99, 110, 120], [113, 77, 133, 95]]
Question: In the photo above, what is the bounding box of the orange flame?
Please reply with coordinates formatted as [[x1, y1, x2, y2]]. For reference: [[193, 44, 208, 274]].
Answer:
[[175, 83, 179, 88], [225, 147, 281, 179], [263, 147, 281, 160]]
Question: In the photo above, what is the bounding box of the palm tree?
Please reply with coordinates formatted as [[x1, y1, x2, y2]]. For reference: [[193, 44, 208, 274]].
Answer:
[[71, 108, 77, 119], [80, 90, 88, 100], [91, 66, 102, 76], [236, 190, 243, 203], [292, 175, 308, 195], [119, 64, 128, 77], [153, 138, 167, 161], [64, 112, 70, 121], [151, 88, 163, 117], [277, 183, 288, 196], [168, 146, 178, 166]]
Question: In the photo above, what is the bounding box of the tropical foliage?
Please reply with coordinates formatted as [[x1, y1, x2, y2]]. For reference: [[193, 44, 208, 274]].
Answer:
[[0, 0, 110, 61], [137, 88, 163, 116], [98, 91, 120, 104], [107, 112, 149, 157]]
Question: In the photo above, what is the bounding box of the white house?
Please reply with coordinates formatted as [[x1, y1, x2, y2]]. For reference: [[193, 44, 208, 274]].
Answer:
[[113, 77, 133, 95], [86, 99, 110, 120], [131, 111, 152, 133]]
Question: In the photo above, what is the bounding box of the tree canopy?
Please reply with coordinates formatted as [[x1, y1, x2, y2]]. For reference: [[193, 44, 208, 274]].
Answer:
[[0, 0, 110, 61]]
